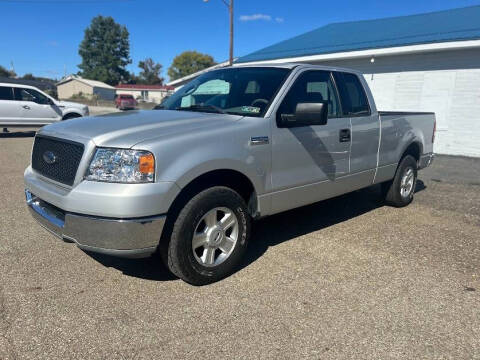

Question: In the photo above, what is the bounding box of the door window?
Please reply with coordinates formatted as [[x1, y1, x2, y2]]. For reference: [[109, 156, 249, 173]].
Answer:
[[277, 70, 340, 120], [0, 86, 14, 100], [333, 72, 370, 116], [14, 88, 50, 104]]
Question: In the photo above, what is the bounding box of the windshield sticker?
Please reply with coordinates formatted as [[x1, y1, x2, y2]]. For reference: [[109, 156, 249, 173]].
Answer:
[[241, 106, 261, 114]]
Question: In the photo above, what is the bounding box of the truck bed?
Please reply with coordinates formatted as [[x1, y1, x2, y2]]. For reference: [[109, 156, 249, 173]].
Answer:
[[374, 110, 436, 184]]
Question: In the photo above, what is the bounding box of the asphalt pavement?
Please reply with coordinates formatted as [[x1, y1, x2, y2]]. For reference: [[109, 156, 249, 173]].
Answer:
[[0, 132, 479, 359]]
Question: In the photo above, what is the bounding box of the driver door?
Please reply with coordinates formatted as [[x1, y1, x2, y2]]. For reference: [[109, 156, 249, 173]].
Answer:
[[14, 87, 61, 125], [270, 70, 351, 214]]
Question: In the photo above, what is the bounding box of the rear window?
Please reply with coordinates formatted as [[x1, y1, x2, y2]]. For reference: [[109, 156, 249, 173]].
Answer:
[[120, 95, 134, 99], [333, 72, 370, 116], [0, 86, 13, 100]]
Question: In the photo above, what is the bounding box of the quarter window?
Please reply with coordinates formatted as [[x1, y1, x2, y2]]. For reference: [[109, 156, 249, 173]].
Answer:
[[277, 70, 340, 119], [0, 86, 14, 100], [333, 72, 370, 116]]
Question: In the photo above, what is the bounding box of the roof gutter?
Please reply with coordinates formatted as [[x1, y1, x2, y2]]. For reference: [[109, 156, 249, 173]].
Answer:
[[238, 39, 480, 65]]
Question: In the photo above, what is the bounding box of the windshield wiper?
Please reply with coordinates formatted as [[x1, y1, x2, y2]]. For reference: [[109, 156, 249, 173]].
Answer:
[[175, 104, 227, 114]]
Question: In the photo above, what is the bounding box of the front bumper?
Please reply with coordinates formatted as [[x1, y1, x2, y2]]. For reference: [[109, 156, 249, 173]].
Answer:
[[25, 190, 165, 258]]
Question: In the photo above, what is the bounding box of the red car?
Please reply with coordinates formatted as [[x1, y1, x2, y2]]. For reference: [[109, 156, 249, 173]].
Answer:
[[115, 94, 137, 110]]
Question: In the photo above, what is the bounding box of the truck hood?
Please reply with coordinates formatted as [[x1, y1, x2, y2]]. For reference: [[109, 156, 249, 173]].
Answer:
[[38, 110, 243, 148]]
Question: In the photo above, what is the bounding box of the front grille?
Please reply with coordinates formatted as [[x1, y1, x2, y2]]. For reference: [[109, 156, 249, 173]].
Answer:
[[32, 136, 84, 186]]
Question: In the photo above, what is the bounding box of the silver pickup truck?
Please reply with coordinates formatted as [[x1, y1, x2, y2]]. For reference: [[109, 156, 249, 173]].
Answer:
[[24, 64, 435, 285]]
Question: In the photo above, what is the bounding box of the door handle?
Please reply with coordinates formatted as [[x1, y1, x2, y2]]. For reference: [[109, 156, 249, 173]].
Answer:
[[339, 129, 351, 142], [22, 105, 30, 110]]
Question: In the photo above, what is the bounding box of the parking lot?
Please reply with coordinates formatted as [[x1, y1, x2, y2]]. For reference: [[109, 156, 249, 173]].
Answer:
[[0, 132, 479, 359]]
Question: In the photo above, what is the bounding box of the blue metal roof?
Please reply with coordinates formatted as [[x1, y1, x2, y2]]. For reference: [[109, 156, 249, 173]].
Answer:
[[237, 6, 480, 63]]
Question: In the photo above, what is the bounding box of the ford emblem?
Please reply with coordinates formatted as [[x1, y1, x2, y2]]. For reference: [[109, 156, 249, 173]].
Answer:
[[42, 151, 57, 165]]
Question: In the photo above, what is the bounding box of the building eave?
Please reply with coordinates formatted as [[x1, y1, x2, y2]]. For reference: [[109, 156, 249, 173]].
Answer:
[[237, 39, 480, 65]]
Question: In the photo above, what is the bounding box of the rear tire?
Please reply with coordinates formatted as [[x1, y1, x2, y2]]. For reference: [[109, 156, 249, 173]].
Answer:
[[164, 186, 251, 285], [383, 155, 418, 207]]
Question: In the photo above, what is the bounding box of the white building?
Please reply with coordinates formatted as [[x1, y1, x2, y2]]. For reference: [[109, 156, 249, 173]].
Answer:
[[115, 84, 175, 104]]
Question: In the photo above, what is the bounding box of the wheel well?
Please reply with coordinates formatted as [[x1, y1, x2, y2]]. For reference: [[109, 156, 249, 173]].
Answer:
[[402, 142, 421, 164], [172, 169, 256, 215], [62, 112, 81, 120], [159, 169, 257, 252]]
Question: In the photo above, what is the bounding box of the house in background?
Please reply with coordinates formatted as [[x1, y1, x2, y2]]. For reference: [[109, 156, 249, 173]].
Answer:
[[115, 84, 175, 104], [57, 75, 116, 100]]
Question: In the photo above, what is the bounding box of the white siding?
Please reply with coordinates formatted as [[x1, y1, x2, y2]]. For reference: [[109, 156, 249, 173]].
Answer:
[[312, 48, 480, 157]]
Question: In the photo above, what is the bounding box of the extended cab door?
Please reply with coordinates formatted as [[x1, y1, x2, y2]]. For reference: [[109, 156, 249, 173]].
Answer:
[[333, 72, 379, 187], [269, 70, 351, 214], [13, 87, 61, 125]]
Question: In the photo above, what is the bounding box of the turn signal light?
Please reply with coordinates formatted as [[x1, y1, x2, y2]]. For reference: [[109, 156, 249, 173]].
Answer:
[[139, 153, 155, 174]]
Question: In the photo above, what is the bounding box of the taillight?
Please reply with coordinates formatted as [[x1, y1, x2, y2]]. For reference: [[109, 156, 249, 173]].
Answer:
[[432, 118, 436, 143]]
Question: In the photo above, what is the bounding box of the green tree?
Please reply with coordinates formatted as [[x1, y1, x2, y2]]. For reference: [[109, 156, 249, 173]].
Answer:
[[0, 65, 16, 78], [78, 16, 131, 85], [168, 51, 216, 81], [137, 58, 164, 85]]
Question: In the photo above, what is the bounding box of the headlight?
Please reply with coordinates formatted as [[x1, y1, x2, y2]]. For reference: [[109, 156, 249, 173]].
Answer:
[[85, 148, 155, 183]]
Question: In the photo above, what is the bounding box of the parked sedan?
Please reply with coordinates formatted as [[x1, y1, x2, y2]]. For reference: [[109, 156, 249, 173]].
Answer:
[[0, 83, 89, 131], [115, 94, 137, 110]]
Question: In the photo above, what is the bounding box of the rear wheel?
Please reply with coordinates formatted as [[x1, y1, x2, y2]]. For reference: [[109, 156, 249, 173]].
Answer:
[[164, 186, 251, 285], [383, 155, 417, 207]]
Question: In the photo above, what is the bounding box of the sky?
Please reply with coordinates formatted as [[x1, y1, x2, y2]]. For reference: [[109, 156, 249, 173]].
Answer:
[[1, 0, 480, 82]]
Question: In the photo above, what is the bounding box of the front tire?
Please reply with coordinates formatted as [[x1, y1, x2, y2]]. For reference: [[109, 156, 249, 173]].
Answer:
[[164, 186, 251, 285], [383, 155, 418, 207]]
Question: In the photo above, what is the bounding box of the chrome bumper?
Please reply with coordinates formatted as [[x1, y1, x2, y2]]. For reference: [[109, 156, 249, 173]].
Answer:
[[25, 190, 165, 258], [419, 153, 435, 169]]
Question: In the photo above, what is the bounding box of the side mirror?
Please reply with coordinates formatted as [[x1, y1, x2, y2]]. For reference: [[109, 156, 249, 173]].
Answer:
[[278, 102, 328, 128]]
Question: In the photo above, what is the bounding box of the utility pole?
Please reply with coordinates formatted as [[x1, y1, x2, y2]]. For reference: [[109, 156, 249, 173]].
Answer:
[[228, 0, 234, 66], [204, 0, 234, 66]]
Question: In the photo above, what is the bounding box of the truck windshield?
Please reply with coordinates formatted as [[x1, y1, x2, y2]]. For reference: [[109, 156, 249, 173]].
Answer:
[[158, 67, 291, 117]]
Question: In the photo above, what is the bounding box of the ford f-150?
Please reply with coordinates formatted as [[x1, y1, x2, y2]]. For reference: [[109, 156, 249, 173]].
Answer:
[[24, 64, 435, 285]]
